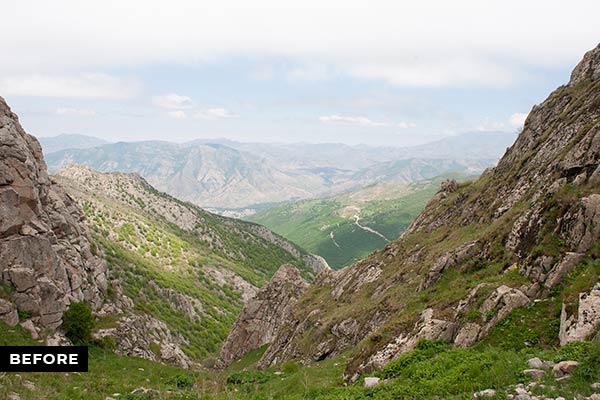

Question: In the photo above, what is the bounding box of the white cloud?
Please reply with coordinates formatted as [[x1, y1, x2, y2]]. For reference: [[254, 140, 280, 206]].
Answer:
[[349, 58, 517, 88], [319, 115, 415, 128], [166, 110, 187, 119], [56, 107, 97, 116], [152, 93, 194, 109], [475, 117, 505, 132], [2, 1, 599, 88], [0, 73, 140, 98], [153, 95, 237, 120], [195, 108, 238, 120], [509, 112, 528, 128]]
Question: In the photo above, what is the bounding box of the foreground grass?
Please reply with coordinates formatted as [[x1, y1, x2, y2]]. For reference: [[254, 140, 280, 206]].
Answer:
[[2, 319, 599, 400]]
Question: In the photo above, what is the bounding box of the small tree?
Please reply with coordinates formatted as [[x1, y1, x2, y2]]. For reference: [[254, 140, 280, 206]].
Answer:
[[62, 302, 94, 344]]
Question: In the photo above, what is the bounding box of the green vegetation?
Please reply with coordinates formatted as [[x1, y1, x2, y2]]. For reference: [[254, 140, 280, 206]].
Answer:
[[3, 317, 598, 400], [1, 175, 599, 399], [55, 171, 315, 362], [63, 302, 95, 344], [249, 175, 470, 269]]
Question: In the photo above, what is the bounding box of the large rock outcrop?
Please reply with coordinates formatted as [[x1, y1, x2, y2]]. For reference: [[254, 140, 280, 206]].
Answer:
[[217, 264, 309, 367], [560, 283, 600, 345], [0, 97, 108, 329], [94, 314, 193, 369]]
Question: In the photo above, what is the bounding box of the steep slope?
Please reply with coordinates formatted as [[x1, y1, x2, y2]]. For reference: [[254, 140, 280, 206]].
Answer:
[[39, 133, 108, 154], [236, 44, 600, 382], [54, 165, 324, 363], [248, 175, 470, 269], [0, 97, 108, 331]]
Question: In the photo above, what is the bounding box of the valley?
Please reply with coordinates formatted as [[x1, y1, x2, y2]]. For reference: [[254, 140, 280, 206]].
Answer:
[[53, 165, 321, 364], [248, 175, 471, 269], [0, 20, 599, 400]]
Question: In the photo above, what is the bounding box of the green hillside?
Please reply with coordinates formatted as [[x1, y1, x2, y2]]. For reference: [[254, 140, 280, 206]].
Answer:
[[54, 166, 316, 361], [248, 175, 470, 269]]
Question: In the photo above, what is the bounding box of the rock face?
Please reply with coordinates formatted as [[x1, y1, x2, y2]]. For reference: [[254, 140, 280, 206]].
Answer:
[[242, 43, 600, 381], [217, 264, 309, 367], [0, 97, 108, 329], [352, 308, 456, 381], [570, 43, 600, 85], [560, 283, 600, 345], [0, 299, 18, 326], [95, 314, 192, 369]]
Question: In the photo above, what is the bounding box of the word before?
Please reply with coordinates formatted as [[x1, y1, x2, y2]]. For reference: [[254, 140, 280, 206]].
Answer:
[[0, 346, 88, 372], [10, 353, 79, 365]]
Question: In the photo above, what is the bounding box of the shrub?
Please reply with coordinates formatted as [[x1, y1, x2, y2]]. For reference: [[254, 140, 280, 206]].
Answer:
[[282, 361, 300, 374], [17, 310, 32, 321], [227, 370, 274, 385], [556, 341, 592, 362], [93, 336, 116, 351], [62, 302, 94, 344], [575, 339, 600, 380], [167, 373, 195, 389], [380, 340, 449, 379]]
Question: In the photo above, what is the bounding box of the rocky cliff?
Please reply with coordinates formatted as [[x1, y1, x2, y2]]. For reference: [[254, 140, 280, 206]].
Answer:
[[217, 264, 309, 367], [233, 44, 600, 381], [0, 97, 108, 330]]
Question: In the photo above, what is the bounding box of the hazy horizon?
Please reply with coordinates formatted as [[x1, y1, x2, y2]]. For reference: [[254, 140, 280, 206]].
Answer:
[[34, 129, 519, 149]]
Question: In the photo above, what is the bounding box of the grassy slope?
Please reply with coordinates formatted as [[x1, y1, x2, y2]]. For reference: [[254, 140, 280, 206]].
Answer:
[[56, 172, 314, 361], [2, 304, 598, 400], [248, 175, 468, 269]]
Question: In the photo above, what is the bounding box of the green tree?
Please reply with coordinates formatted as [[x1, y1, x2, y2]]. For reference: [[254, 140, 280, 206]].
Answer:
[[62, 302, 94, 344]]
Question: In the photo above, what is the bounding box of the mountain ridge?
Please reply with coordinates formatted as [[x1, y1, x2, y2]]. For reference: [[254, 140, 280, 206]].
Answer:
[[219, 43, 600, 384], [43, 131, 514, 209], [39, 133, 109, 153]]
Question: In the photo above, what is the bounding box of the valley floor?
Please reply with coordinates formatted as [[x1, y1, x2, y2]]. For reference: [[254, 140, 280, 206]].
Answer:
[[2, 320, 599, 400]]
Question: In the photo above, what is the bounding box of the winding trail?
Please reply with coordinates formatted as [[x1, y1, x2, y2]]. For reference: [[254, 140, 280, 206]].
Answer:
[[353, 215, 389, 242], [329, 231, 341, 248]]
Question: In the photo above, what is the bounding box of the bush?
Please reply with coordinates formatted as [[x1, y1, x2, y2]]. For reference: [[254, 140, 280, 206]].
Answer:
[[227, 370, 274, 385], [556, 341, 592, 362], [576, 339, 600, 380], [62, 302, 94, 344], [282, 361, 300, 374], [380, 340, 449, 379], [18, 310, 32, 321], [93, 336, 116, 351], [167, 373, 195, 389]]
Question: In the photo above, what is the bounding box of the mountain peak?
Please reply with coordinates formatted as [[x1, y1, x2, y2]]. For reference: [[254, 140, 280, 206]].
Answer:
[[569, 42, 600, 85], [0, 96, 13, 119]]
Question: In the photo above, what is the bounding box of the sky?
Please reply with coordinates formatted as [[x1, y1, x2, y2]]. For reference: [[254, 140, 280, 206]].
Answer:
[[1, 0, 600, 146]]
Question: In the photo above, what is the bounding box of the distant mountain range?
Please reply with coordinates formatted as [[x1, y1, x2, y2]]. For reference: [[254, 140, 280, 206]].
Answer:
[[38, 133, 109, 153], [42, 131, 516, 209]]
